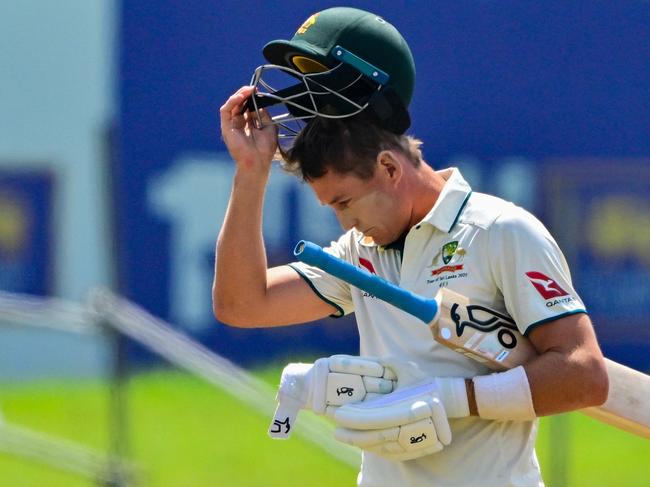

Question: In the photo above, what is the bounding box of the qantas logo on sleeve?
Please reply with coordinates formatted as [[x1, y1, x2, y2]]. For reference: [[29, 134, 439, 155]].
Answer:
[[525, 271, 569, 299]]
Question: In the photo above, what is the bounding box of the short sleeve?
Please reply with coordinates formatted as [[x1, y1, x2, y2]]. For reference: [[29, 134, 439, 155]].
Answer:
[[488, 206, 587, 335], [287, 234, 355, 318]]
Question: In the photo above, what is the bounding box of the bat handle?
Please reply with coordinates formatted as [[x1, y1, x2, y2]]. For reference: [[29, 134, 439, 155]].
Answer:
[[294, 240, 439, 324]]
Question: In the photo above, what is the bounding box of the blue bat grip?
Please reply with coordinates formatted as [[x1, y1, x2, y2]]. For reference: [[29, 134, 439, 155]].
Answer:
[[294, 240, 438, 324]]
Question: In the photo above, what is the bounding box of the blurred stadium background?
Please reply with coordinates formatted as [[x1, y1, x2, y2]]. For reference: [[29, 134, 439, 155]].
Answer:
[[1, 1, 648, 485]]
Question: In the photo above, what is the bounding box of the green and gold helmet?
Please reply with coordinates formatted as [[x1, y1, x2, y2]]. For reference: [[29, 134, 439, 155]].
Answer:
[[248, 7, 416, 138]]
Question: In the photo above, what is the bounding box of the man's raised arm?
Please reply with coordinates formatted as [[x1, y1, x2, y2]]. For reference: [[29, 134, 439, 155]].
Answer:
[[213, 86, 335, 327]]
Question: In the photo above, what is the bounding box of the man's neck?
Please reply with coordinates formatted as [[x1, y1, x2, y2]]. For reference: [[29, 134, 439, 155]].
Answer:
[[406, 163, 447, 228]]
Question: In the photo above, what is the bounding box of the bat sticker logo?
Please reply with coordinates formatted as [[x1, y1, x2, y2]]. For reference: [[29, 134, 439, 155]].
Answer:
[[525, 271, 569, 300], [450, 303, 520, 349], [271, 417, 291, 434]]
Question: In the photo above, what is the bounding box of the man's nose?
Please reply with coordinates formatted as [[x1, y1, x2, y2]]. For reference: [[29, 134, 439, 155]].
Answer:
[[337, 212, 358, 232]]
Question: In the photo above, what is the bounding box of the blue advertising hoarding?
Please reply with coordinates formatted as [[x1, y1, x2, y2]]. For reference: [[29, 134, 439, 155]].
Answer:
[[543, 161, 650, 368], [0, 170, 54, 296], [118, 1, 650, 366]]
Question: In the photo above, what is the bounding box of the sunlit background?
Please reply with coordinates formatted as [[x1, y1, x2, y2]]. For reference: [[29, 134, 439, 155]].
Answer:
[[1, 1, 648, 486]]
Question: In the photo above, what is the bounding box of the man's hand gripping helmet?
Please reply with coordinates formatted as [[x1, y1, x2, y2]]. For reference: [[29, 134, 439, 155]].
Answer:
[[248, 7, 416, 139]]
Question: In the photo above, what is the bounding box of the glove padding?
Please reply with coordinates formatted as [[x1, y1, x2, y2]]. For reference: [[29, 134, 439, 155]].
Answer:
[[269, 355, 396, 439], [333, 358, 469, 461]]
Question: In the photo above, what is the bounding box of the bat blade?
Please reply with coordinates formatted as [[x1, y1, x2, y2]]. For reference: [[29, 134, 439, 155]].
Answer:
[[582, 360, 650, 439]]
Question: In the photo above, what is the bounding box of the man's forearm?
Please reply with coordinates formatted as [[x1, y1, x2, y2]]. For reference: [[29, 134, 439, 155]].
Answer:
[[524, 348, 608, 416], [213, 168, 271, 323], [462, 350, 606, 421], [523, 313, 609, 416]]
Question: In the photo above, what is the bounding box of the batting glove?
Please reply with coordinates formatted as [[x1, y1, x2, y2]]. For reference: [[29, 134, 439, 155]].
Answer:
[[269, 355, 396, 439], [333, 358, 469, 461]]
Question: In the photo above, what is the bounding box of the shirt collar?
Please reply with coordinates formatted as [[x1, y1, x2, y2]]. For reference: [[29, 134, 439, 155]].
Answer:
[[420, 168, 473, 233]]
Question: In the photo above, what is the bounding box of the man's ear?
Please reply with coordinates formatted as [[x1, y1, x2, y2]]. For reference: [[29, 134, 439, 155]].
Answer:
[[376, 150, 403, 185]]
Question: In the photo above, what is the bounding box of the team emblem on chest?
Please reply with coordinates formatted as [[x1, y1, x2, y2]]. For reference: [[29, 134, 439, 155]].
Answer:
[[427, 240, 468, 285], [442, 241, 459, 264]]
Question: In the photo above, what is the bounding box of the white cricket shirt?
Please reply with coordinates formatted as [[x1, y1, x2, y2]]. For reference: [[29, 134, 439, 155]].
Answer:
[[289, 168, 586, 487]]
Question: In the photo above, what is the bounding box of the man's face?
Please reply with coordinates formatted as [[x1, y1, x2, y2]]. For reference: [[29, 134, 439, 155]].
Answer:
[[309, 166, 410, 245]]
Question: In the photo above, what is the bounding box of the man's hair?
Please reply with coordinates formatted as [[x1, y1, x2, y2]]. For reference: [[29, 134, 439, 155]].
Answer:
[[279, 114, 423, 181]]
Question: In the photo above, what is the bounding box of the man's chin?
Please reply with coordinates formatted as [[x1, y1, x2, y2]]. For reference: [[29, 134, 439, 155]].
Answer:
[[368, 234, 393, 246], [375, 229, 408, 247], [360, 233, 384, 246], [360, 229, 400, 246]]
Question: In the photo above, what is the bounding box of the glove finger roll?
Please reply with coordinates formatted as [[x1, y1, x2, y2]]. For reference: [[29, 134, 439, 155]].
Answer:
[[334, 425, 399, 448], [429, 398, 452, 445], [362, 376, 394, 394], [328, 355, 386, 378], [326, 373, 366, 405], [397, 417, 441, 452], [369, 442, 444, 462], [381, 366, 398, 381], [310, 358, 331, 414], [335, 397, 432, 429]]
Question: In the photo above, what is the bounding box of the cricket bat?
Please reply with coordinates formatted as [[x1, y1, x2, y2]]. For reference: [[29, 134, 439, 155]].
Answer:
[[294, 240, 650, 440]]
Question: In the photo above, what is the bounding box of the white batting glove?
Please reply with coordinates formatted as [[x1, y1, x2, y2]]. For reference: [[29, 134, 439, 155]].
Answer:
[[269, 355, 396, 439], [333, 358, 469, 461], [378, 358, 471, 418]]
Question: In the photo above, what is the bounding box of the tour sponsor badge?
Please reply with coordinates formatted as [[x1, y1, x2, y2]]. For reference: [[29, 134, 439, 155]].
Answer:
[[525, 271, 575, 307], [525, 271, 568, 299]]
